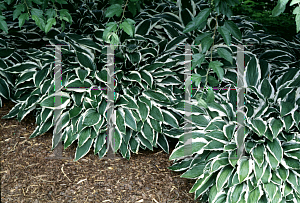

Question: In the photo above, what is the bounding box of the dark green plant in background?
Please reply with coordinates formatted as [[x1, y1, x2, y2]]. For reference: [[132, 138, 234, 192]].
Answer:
[[232, 0, 297, 41]]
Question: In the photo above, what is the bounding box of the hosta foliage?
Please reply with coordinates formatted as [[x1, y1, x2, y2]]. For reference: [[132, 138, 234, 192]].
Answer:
[[1, 0, 300, 202], [168, 12, 300, 203], [1, 0, 201, 161]]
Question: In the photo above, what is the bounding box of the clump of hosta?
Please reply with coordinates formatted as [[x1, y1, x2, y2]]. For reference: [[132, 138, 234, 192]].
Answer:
[[168, 49, 300, 202]]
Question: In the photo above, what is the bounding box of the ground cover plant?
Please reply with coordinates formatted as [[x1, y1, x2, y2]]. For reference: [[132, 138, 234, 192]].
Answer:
[[1, 0, 300, 202]]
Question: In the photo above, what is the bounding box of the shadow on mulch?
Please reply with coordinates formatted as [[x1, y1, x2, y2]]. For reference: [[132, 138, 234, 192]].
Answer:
[[0, 99, 203, 203]]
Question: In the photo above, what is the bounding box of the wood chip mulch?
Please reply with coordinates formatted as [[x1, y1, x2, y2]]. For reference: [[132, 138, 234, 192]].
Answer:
[[0, 99, 203, 203]]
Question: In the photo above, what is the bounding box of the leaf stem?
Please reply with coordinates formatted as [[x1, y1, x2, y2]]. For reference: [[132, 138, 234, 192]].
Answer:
[[200, 15, 218, 100], [24, 0, 31, 17], [120, 0, 129, 22]]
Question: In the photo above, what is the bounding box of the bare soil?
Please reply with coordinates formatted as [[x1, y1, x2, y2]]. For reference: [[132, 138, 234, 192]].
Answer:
[[0, 99, 202, 203]]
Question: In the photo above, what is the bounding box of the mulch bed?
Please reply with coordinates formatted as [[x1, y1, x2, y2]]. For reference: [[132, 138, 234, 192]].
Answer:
[[0, 99, 203, 203]]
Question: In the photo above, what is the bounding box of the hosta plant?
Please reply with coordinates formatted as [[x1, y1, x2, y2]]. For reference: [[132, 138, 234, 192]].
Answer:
[[1, 0, 205, 161], [168, 28, 300, 202]]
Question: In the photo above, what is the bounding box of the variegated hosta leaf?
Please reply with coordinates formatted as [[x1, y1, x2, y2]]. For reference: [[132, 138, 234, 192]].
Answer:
[[246, 184, 263, 203], [169, 137, 208, 160], [124, 108, 137, 131], [181, 162, 206, 179], [143, 89, 170, 103], [190, 172, 217, 199], [259, 78, 274, 99], [250, 118, 267, 137], [237, 158, 254, 183], [82, 109, 102, 127], [210, 157, 230, 173], [161, 109, 179, 128], [74, 138, 93, 161], [268, 118, 283, 138], [216, 165, 234, 192], [252, 144, 265, 168], [39, 92, 70, 109], [266, 138, 283, 163]]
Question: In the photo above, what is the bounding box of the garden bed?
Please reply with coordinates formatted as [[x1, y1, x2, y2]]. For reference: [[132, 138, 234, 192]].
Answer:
[[0, 99, 200, 203]]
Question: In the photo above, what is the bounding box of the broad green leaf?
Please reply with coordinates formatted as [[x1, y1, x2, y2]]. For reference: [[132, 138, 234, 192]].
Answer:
[[83, 109, 101, 127], [223, 124, 235, 141], [231, 183, 244, 202], [251, 118, 267, 136], [113, 127, 122, 152], [272, 0, 289, 17], [180, 163, 206, 179], [218, 26, 231, 46], [197, 98, 208, 108], [129, 136, 139, 153], [157, 134, 169, 154], [126, 71, 141, 83], [245, 57, 260, 87], [13, 4, 25, 20], [124, 108, 137, 131], [39, 92, 70, 109], [266, 138, 283, 163], [216, 165, 233, 192], [209, 61, 224, 80], [183, 8, 211, 33], [31, 8, 43, 18], [45, 17, 56, 33], [208, 76, 219, 87], [75, 68, 89, 83], [211, 157, 230, 173], [0, 77, 10, 99], [284, 157, 300, 169], [2, 102, 21, 119], [105, 4, 123, 18], [252, 144, 265, 167], [217, 47, 233, 64], [169, 137, 208, 160], [195, 32, 211, 45], [74, 138, 93, 161], [59, 9, 72, 24], [94, 133, 106, 154], [149, 118, 161, 133], [268, 118, 283, 138], [192, 74, 202, 87], [201, 36, 213, 53], [162, 109, 179, 128], [237, 158, 253, 183], [18, 13, 29, 29], [76, 52, 94, 70], [138, 132, 153, 151], [192, 53, 205, 69], [247, 185, 263, 203], [260, 78, 274, 99], [143, 90, 170, 103], [116, 110, 125, 133], [189, 172, 215, 194], [142, 120, 154, 144], [140, 70, 153, 88], [224, 20, 242, 40], [266, 150, 279, 170], [149, 105, 163, 122], [78, 127, 91, 147], [276, 164, 288, 181], [120, 21, 134, 37], [45, 8, 56, 18], [283, 114, 294, 131], [254, 161, 267, 181], [280, 101, 294, 117]]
